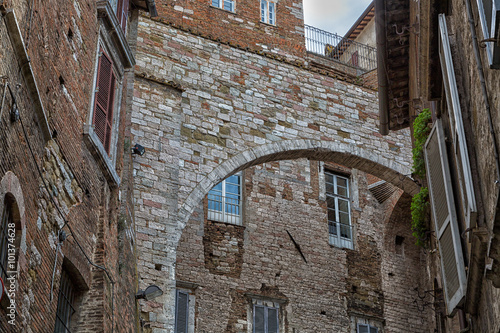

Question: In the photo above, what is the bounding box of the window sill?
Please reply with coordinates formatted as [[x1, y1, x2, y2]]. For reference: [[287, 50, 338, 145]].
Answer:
[[207, 218, 245, 228], [259, 21, 276, 27], [83, 125, 120, 188], [96, 0, 135, 68], [209, 5, 236, 14]]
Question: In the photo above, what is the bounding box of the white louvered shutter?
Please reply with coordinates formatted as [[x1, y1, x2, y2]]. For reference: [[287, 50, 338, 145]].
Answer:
[[438, 14, 477, 231], [424, 119, 467, 315]]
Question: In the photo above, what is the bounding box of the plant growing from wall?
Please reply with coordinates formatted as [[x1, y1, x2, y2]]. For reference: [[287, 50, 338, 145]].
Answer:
[[412, 108, 432, 178], [411, 108, 432, 246], [411, 187, 429, 247]]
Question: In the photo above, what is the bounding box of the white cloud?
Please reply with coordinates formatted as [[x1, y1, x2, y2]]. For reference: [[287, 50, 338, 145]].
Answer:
[[303, 0, 373, 36]]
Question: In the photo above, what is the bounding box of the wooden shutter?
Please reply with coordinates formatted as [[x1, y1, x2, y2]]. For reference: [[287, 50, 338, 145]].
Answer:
[[93, 50, 116, 154], [267, 307, 278, 333], [116, 0, 129, 33], [424, 119, 467, 315], [476, 0, 500, 67], [438, 14, 477, 230], [175, 290, 189, 333], [357, 324, 369, 333]]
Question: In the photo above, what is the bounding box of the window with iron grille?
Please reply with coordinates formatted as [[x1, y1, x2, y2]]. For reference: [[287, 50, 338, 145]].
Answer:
[[175, 290, 189, 333], [54, 270, 78, 333], [93, 49, 117, 155], [325, 171, 353, 249], [207, 173, 242, 225], [253, 303, 279, 333], [260, 0, 276, 25], [212, 0, 235, 12], [0, 202, 12, 283]]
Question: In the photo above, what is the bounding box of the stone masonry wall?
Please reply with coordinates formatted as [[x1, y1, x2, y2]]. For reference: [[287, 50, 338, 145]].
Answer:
[[174, 158, 430, 332], [132, 14, 418, 331]]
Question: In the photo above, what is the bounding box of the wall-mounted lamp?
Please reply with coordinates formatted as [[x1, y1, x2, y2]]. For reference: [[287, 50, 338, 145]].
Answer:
[[136, 285, 163, 301], [132, 143, 146, 156], [10, 102, 19, 122]]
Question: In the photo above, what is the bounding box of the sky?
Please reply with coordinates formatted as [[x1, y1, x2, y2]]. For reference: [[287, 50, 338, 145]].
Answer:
[[303, 0, 373, 36]]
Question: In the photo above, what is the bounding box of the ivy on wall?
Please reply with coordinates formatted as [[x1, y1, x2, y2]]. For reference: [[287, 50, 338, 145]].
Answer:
[[410, 109, 431, 246]]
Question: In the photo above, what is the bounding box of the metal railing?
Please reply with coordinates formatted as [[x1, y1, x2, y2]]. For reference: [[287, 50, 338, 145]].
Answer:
[[305, 24, 377, 72], [207, 193, 241, 225], [328, 221, 354, 249]]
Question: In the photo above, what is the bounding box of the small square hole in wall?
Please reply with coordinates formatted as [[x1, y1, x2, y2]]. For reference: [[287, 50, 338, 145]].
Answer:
[[395, 235, 404, 255], [155, 264, 162, 271]]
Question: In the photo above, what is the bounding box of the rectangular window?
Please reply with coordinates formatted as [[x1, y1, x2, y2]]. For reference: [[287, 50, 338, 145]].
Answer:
[[207, 173, 242, 225], [326, 172, 353, 249], [175, 290, 189, 333], [476, 0, 500, 68], [212, 0, 235, 12], [253, 304, 279, 333], [357, 323, 378, 333], [0, 203, 11, 283], [260, 0, 276, 25], [54, 271, 77, 333], [93, 49, 117, 155]]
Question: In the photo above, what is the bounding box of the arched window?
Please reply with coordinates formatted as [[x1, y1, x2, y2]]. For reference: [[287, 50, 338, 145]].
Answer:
[[0, 195, 21, 283]]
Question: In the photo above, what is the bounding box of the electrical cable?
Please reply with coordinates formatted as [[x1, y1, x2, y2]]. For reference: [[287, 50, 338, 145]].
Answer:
[[17, 113, 115, 333]]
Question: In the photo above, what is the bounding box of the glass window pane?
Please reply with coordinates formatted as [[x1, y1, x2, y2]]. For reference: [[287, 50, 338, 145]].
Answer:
[[325, 173, 333, 184], [337, 177, 347, 188], [327, 208, 336, 222], [338, 199, 349, 213], [269, 2, 275, 25], [339, 212, 349, 224], [261, 0, 267, 22], [337, 186, 347, 197], [329, 221, 337, 235], [267, 308, 278, 333], [326, 183, 334, 195], [226, 183, 240, 195], [254, 305, 265, 333]]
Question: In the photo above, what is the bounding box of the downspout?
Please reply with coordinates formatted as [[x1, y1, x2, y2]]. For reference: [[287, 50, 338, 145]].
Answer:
[[375, 0, 389, 135], [464, 0, 500, 184]]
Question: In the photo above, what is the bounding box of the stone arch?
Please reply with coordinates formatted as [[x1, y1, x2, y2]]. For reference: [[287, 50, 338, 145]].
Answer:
[[0, 171, 27, 272], [178, 139, 419, 233]]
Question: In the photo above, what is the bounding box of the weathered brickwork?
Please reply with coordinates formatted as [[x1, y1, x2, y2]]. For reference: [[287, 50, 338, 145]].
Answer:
[[0, 0, 150, 332], [174, 159, 430, 332], [131, 10, 427, 330]]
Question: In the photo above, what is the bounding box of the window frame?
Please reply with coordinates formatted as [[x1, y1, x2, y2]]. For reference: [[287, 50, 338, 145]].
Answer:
[[212, 0, 235, 12], [476, 0, 500, 68], [253, 303, 279, 333], [54, 270, 78, 333], [260, 0, 276, 25], [207, 172, 242, 225], [325, 171, 353, 249]]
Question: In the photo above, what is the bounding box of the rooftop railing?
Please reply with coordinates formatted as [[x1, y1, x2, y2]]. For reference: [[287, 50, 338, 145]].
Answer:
[[305, 24, 377, 72]]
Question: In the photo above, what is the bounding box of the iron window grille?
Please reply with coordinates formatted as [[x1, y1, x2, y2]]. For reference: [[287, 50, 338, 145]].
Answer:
[[54, 270, 77, 333], [212, 0, 235, 12], [0, 202, 12, 283], [207, 173, 242, 225], [325, 172, 353, 249], [260, 0, 276, 25]]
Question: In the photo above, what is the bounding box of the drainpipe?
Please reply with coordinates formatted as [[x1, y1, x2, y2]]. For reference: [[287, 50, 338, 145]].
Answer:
[[375, 0, 389, 135], [464, 0, 500, 184]]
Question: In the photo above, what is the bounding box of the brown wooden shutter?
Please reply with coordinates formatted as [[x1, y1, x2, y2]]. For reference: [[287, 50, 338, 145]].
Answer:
[[116, 0, 129, 34], [424, 119, 467, 315], [175, 290, 189, 333], [93, 50, 116, 154]]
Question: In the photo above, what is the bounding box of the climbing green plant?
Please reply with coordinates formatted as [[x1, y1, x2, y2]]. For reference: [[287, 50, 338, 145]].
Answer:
[[411, 187, 429, 247], [412, 108, 432, 178], [410, 108, 432, 246]]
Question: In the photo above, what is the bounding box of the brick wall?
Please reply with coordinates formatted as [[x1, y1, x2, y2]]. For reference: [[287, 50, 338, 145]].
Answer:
[[175, 159, 431, 332]]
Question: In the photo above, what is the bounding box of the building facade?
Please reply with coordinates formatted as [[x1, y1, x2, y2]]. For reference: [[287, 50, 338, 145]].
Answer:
[[377, 0, 500, 331], [131, 0, 434, 332], [0, 0, 156, 331]]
